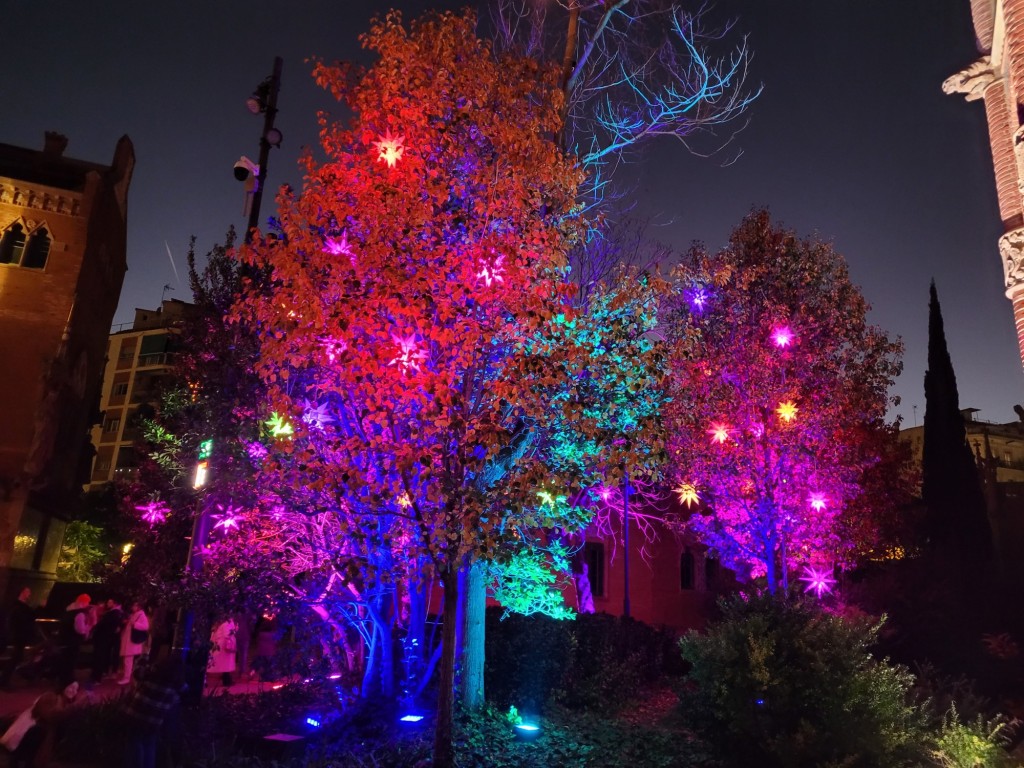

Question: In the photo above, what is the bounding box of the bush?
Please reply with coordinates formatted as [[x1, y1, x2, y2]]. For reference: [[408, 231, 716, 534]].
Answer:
[[679, 591, 926, 767], [929, 703, 1016, 768], [485, 608, 683, 714]]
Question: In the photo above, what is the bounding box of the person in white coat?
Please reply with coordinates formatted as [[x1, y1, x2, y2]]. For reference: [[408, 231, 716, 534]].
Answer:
[[117, 601, 149, 685], [207, 617, 237, 688]]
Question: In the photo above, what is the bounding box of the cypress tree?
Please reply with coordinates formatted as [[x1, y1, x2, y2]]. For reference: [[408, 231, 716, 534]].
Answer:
[[921, 281, 992, 569]]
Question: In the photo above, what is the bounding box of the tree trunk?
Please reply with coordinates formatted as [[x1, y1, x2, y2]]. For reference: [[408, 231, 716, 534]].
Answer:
[[433, 574, 459, 768], [458, 559, 487, 709]]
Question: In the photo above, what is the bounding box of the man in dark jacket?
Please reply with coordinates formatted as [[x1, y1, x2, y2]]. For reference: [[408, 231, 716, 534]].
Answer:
[[1, 588, 36, 687], [90, 597, 123, 682]]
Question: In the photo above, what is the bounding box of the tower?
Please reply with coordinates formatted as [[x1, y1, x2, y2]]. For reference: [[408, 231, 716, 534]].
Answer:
[[0, 132, 133, 598], [944, 0, 1024, 369]]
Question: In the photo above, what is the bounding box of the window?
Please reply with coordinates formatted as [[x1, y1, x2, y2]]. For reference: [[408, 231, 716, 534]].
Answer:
[[680, 548, 695, 590], [0, 225, 51, 269], [96, 457, 111, 472], [102, 418, 120, 434], [22, 228, 50, 269], [583, 541, 605, 598], [0, 224, 26, 265], [112, 382, 129, 396], [705, 556, 719, 591]]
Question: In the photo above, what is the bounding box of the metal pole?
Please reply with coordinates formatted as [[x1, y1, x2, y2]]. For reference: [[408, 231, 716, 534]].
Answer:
[[246, 56, 283, 244], [622, 459, 630, 618]]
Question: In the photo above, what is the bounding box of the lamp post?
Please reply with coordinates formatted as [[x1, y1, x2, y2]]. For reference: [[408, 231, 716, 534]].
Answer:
[[622, 455, 631, 618], [242, 56, 283, 244]]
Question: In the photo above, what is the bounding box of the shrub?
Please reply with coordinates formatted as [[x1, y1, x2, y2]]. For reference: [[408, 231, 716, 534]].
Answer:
[[485, 608, 683, 714], [679, 591, 926, 767], [929, 703, 1016, 768]]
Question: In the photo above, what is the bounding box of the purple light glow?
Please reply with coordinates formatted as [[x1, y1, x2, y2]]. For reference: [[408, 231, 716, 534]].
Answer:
[[808, 492, 827, 512], [687, 286, 710, 312], [135, 500, 169, 526], [799, 565, 836, 597], [772, 326, 794, 348]]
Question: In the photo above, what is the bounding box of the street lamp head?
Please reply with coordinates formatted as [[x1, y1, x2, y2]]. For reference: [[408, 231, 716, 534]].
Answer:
[[265, 127, 283, 147], [246, 96, 263, 115]]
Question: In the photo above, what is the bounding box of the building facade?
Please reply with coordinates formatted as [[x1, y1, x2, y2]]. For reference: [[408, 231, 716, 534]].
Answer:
[[0, 132, 134, 599], [945, 0, 1024, 369], [89, 299, 195, 488]]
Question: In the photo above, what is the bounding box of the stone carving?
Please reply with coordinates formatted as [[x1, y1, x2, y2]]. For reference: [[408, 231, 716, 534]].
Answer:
[[0, 182, 79, 217], [943, 57, 995, 101], [998, 227, 1024, 296]]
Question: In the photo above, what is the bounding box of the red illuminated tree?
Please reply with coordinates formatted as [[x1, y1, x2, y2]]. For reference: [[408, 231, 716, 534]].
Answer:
[[232, 11, 662, 765], [664, 211, 904, 593]]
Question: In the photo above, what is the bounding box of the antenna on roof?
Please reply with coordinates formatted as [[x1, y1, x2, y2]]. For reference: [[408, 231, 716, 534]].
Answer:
[[161, 284, 174, 303]]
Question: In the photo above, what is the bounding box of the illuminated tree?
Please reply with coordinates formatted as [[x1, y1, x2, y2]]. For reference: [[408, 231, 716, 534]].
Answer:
[[232, 11, 662, 765], [492, 0, 759, 199], [664, 210, 904, 593]]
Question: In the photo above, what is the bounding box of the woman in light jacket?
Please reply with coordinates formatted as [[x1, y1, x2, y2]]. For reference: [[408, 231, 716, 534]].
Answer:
[[117, 601, 149, 685], [207, 617, 237, 688]]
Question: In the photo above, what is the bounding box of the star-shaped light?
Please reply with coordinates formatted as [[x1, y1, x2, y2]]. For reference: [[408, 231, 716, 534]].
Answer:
[[212, 504, 243, 533], [265, 412, 294, 439], [244, 440, 268, 463], [477, 255, 505, 287], [800, 565, 836, 597], [323, 231, 355, 264], [708, 422, 731, 444], [374, 130, 405, 168], [776, 401, 798, 423], [686, 286, 710, 313], [302, 399, 334, 431], [389, 333, 427, 374], [675, 483, 700, 508], [808, 492, 827, 512], [397, 493, 413, 509], [135, 500, 169, 526], [772, 326, 795, 348], [595, 486, 613, 503]]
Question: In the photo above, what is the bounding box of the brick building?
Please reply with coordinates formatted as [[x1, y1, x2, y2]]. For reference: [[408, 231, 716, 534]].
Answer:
[[89, 299, 196, 488], [945, 0, 1024, 369], [0, 132, 134, 600]]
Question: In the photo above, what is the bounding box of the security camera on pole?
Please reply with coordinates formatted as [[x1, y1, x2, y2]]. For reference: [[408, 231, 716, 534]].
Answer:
[[235, 56, 283, 244]]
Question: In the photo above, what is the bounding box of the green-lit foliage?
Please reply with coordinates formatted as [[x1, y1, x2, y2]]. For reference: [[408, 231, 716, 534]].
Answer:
[[930, 703, 1016, 768], [680, 592, 925, 767], [56, 520, 108, 582], [490, 540, 574, 620]]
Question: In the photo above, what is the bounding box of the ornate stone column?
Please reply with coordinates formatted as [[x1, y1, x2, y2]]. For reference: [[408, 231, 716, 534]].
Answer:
[[998, 228, 1024, 365]]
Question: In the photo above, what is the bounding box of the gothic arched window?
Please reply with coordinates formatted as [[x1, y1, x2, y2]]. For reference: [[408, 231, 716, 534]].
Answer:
[[23, 228, 50, 269], [0, 224, 26, 265], [680, 548, 695, 590]]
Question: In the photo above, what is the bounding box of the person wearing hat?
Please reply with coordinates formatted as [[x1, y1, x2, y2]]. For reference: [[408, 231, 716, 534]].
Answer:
[[57, 594, 92, 686]]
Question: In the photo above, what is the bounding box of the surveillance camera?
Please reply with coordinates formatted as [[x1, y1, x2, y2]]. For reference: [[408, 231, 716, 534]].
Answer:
[[233, 156, 259, 182]]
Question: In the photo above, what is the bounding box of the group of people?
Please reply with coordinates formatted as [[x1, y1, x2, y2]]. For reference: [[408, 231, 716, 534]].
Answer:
[[0, 589, 150, 690], [58, 593, 150, 688]]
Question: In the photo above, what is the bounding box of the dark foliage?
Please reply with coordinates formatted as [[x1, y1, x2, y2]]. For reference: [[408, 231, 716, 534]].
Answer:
[[484, 608, 684, 714], [679, 591, 925, 767], [922, 282, 992, 574]]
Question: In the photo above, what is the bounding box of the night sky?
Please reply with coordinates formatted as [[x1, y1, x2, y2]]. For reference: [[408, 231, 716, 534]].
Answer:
[[4, 0, 1022, 424]]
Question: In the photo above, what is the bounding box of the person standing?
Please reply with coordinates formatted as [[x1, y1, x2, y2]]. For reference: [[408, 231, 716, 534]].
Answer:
[[118, 601, 149, 685], [207, 617, 237, 688], [119, 659, 183, 768], [58, 594, 91, 686], [1, 588, 36, 688], [90, 597, 123, 682]]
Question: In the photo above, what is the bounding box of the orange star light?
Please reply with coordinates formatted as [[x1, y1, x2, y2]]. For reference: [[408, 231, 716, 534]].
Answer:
[[675, 483, 700, 508], [776, 401, 798, 422]]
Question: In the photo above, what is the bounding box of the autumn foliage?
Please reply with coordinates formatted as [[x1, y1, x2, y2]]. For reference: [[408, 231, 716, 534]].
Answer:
[[664, 211, 906, 591]]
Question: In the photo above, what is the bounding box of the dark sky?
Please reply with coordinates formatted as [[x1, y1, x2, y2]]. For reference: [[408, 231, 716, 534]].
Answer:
[[4, 0, 1022, 424]]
